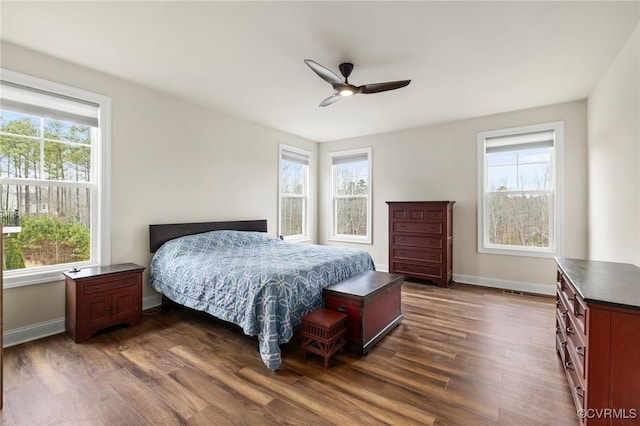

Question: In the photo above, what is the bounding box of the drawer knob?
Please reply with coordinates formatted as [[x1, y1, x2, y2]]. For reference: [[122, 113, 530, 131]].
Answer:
[[564, 361, 574, 371], [576, 346, 585, 356], [566, 326, 574, 335]]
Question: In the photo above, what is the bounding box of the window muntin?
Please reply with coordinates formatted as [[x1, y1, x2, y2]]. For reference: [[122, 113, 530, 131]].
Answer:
[[478, 123, 563, 257], [279, 145, 310, 241], [329, 148, 372, 243], [1, 69, 110, 287]]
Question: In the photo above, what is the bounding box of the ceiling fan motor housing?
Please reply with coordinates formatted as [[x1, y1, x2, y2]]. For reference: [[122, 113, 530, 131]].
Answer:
[[339, 63, 354, 81]]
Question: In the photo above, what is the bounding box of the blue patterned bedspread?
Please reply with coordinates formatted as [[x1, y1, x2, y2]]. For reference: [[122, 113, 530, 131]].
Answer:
[[149, 230, 375, 370]]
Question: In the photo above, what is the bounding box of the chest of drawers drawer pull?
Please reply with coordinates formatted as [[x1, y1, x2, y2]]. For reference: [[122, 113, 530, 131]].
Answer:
[[566, 326, 574, 334], [575, 386, 584, 399], [575, 346, 585, 357], [565, 361, 574, 370]]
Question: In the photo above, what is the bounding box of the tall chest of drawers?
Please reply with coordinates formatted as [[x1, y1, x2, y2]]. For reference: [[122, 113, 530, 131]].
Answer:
[[555, 258, 640, 425], [386, 201, 454, 287]]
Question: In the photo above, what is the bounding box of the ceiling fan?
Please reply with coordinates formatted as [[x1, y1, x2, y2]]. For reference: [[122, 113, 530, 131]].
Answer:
[[304, 59, 411, 107]]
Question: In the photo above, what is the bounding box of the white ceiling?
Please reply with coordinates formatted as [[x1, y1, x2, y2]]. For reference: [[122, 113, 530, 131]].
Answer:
[[1, 1, 638, 142]]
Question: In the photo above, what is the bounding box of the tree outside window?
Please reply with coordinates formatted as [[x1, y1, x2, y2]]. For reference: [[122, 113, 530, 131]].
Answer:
[[330, 148, 371, 244]]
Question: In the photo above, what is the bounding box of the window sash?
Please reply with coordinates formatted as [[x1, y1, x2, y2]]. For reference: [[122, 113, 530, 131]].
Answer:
[[329, 147, 372, 243], [278, 144, 311, 240], [477, 122, 563, 258], [1, 68, 110, 288]]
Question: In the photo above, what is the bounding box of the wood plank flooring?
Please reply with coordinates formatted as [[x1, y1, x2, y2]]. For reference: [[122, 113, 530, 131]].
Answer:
[[1, 281, 579, 425]]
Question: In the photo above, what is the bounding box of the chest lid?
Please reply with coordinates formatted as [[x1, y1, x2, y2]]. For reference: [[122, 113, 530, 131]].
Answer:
[[324, 271, 404, 301]]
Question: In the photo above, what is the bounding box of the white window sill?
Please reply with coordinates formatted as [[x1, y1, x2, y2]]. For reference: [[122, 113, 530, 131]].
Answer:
[[3, 261, 98, 289], [329, 235, 372, 245], [478, 246, 558, 258], [282, 236, 312, 243]]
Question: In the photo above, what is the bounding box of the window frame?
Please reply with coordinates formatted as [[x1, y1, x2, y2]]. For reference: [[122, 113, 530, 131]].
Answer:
[[328, 147, 372, 244], [278, 144, 311, 242], [1, 68, 111, 288], [477, 121, 564, 258]]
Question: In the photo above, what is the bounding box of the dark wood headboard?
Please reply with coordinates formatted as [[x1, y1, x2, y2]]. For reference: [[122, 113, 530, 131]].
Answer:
[[149, 219, 268, 253]]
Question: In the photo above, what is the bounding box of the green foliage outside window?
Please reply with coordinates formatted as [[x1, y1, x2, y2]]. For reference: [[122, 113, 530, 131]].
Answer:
[[3, 217, 89, 271]]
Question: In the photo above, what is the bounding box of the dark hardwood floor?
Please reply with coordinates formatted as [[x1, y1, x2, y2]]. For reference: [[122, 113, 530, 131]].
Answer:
[[1, 281, 579, 425]]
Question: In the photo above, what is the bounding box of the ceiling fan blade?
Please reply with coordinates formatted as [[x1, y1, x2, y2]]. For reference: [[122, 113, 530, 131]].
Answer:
[[319, 95, 341, 107], [360, 80, 411, 94], [304, 59, 343, 85]]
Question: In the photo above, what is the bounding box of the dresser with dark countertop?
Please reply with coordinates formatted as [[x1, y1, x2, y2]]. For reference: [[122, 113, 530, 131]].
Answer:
[[555, 257, 640, 425]]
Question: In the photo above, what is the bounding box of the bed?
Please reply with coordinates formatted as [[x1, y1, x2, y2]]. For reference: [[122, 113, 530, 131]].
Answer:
[[148, 220, 375, 370]]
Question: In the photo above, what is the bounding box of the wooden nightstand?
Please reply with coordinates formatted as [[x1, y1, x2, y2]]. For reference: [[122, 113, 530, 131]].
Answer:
[[64, 263, 145, 342]]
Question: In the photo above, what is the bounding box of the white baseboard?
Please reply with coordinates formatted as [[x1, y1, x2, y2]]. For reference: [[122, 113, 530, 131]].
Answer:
[[3, 294, 164, 348], [452, 273, 555, 296], [375, 263, 389, 272], [3, 317, 66, 348], [144, 294, 162, 309]]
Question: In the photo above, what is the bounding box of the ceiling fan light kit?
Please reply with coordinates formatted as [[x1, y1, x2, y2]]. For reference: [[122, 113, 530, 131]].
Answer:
[[304, 59, 411, 107]]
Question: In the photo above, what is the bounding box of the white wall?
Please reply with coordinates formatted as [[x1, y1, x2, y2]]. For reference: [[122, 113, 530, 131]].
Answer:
[[1, 41, 317, 332], [588, 24, 640, 266], [319, 101, 588, 294]]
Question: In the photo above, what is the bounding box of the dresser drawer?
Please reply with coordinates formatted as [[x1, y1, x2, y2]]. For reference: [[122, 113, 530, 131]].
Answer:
[[393, 234, 443, 249], [564, 353, 585, 414], [83, 274, 137, 295], [559, 277, 587, 337], [392, 262, 442, 279], [565, 324, 586, 380], [392, 247, 442, 264], [392, 221, 443, 234]]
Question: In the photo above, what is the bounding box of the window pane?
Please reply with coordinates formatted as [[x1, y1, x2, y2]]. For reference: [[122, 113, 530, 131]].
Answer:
[[44, 141, 91, 182], [487, 151, 516, 167], [487, 165, 517, 190], [0, 110, 39, 136], [519, 163, 551, 190], [336, 197, 367, 236], [280, 196, 303, 236], [336, 160, 368, 196], [44, 118, 92, 145], [487, 192, 550, 248], [487, 146, 552, 191], [280, 159, 305, 195], [0, 135, 40, 179], [1, 184, 91, 270]]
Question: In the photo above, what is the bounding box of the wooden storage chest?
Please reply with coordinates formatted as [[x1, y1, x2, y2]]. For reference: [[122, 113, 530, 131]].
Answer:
[[323, 271, 404, 354]]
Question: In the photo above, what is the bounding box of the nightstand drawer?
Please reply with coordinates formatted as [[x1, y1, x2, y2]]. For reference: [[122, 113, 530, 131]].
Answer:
[[83, 275, 136, 295]]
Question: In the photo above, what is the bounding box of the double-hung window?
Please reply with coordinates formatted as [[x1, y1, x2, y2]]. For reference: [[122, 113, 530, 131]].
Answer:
[[329, 147, 372, 244], [279, 144, 311, 241], [0, 69, 111, 287], [477, 121, 563, 257]]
